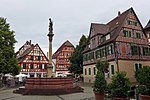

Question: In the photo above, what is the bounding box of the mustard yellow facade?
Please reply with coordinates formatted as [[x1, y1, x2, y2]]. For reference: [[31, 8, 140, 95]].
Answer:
[[83, 60, 150, 83]]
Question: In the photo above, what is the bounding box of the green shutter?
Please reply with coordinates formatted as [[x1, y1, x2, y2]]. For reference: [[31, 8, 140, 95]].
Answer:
[[93, 67, 96, 75], [85, 69, 87, 75], [89, 68, 91, 75], [135, 64, 138, 71], [111, 65, 115, 75], [139, 64, 142, 69]]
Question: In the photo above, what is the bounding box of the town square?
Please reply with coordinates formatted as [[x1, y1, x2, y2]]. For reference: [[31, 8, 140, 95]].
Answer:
[[0, 0, 150, 100]]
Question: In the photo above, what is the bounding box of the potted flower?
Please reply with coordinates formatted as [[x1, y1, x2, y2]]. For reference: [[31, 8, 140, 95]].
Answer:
[[93, 72, 107, 100], [109, 71, 131, 100], [93, 60, 108, 100], [135, 66, 150, 100]]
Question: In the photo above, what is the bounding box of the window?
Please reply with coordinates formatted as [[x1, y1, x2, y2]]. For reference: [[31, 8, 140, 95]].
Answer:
[[111, 65, 115, 75], [38, 56, 41, 61], [128, 20, 138, 26], [85, 54, 88, 61], [23, 64, 26, 69], [93, 67, 96, 75], [89, 68, 91, 75], [102, 48, 105, 57], [95, 50, 100, 58], [148, 32, 150, 38], [106, 45, 113, 56], [85, 69, 87, 75], [59, 65, 64, 68], [128, 20, 132, 25], [30, 56, 34, 60], [136, 32, 141, 39], [34, 50, 36, 54], [141, 33, 145, 39], [44, 64, 47, 69], [123, 30, 132, 37], [106, 34, 110, 40], [143, 47, 150, 56], [30, 64, 34, 69], [123, 30, 128, 37], [134, 22, 138, 26], [135, 63, 142, 71], [89, 52, 94, 60], [39, 64, 42, 69], [131, 45, 141, 55]]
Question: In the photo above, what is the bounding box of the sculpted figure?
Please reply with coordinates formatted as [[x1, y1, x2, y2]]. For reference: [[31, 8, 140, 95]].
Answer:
[[49, 18, 53, 33]]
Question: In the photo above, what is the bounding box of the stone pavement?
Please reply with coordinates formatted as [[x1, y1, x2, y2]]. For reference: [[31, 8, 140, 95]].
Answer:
[[0, 85, 95, 100]]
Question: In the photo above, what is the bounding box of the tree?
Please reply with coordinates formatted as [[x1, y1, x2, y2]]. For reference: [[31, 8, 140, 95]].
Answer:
[[96, 60, 109, 75], [0, 17, 20, 76], [68, 35, 89, 75]]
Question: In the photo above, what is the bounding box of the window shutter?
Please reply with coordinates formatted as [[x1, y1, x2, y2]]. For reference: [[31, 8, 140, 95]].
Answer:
[[111, 65, 115, 75], [135, 63, 138, 71]]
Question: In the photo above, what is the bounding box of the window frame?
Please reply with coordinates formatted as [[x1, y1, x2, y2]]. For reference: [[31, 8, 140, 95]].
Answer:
[[134, 63, 142, 71]]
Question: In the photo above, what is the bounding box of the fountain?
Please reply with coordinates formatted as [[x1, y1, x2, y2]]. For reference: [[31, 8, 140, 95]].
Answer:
[[14, 18, 83, 95]]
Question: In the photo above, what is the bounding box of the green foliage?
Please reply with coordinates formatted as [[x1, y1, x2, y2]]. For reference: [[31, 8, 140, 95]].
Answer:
[[0, 17, 20, 75], [96, 60, 109, 74], [93, 60, 108, 92], [109, 72, 131, 98], [135, 66, 150, 95], [93, 72, 107, 92], [68, 35, 89, 75]]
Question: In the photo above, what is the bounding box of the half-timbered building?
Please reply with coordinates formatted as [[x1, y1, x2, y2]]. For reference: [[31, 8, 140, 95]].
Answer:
[[52, 40, 74, 77], [144, 20, 150, 44], [83, 8, 150, 83], [16, 40, 49, 77]]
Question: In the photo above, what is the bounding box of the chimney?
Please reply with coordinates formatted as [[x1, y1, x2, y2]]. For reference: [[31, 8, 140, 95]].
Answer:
[[118, 11, 121, 16]]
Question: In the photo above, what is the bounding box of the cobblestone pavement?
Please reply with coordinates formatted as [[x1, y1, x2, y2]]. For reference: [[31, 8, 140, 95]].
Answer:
[[0, 85, 96, 100]]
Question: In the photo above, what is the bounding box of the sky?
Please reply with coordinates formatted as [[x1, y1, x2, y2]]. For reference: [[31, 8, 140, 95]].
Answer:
[[0, 0, 149, 54]]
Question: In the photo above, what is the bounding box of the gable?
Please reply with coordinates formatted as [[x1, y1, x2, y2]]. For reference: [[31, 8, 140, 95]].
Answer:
[[21, 44, 48, 63], [118, 8, 146, 39], [122, 9, 142, 30], [89, 24, 96, 38], [89, 23, 109, 39], [52, 40, 74, 58]]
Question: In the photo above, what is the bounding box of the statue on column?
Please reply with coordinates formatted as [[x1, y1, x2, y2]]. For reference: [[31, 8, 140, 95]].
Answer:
[[49, 18, 53, 33]]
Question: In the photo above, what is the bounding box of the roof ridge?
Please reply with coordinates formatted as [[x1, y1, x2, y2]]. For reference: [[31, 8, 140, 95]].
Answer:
[[53, 40, 74, 56]]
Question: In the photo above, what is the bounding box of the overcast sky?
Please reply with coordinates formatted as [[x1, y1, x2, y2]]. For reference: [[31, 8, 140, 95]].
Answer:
[[0, 0, 149, 54]]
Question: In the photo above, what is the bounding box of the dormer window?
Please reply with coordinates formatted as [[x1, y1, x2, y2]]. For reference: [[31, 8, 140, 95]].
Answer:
[[106, 34, 110, 40]]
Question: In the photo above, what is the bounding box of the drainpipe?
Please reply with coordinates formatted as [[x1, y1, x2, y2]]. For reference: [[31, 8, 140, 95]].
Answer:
[[113, 41, 119, 72]]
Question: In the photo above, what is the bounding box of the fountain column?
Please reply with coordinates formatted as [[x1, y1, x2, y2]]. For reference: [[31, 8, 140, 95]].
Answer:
[[47, 18, 54, 77]]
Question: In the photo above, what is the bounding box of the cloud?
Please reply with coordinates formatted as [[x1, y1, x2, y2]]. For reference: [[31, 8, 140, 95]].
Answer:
[[0, 0, 149, 55]]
